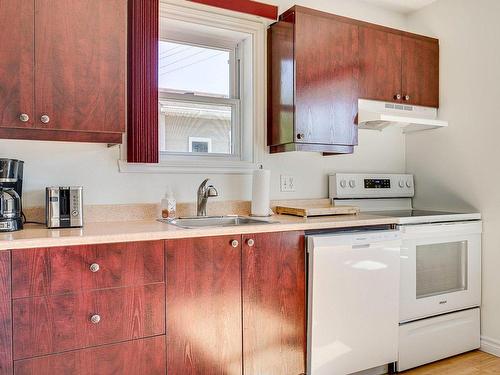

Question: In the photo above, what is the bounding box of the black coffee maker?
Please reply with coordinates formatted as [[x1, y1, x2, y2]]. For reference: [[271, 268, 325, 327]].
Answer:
[[0, 159, 24, 232]]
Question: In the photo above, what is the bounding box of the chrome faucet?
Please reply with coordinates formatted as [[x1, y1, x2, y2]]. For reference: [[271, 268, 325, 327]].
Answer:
[[197, 178, 219, 216]]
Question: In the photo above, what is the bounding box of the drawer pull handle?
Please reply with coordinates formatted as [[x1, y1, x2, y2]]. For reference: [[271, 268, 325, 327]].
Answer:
[[89, 263, 100, 273], [90, 314, 101, 324]]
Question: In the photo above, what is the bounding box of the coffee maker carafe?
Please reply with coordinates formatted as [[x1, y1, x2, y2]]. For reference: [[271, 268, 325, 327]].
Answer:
[[0, 159, 24, 232]]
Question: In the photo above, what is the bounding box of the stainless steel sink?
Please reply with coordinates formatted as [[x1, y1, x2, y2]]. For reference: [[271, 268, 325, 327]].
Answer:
[[159, 215, 276, 229]]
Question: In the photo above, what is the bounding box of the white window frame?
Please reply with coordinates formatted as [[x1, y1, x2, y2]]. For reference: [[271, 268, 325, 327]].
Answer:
[[119, 0, 269, 175]]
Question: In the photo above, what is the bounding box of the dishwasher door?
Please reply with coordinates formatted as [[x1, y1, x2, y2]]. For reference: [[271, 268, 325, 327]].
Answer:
[[307, 230, 401, 375]]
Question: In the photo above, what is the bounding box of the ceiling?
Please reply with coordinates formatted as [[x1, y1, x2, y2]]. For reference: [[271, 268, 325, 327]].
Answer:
[[361, 0, 438, 14]]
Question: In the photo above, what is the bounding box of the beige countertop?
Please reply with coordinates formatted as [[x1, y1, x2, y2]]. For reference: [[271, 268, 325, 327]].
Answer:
[[0, 213, 398, 250]]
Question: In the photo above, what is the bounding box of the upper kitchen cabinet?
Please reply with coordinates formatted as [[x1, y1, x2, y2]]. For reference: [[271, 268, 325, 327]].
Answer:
[[0, 0, 126, 144], [268, 6, 441, 154], [268, 6, 359, 154], [358, 26, 402, 103], [0, 0, 34, 129], [358, 26, 439, 107], [401, 36, 439, 108]]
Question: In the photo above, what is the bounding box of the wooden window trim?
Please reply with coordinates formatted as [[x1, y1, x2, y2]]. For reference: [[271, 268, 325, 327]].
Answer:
[[188, 0, 278, 20]]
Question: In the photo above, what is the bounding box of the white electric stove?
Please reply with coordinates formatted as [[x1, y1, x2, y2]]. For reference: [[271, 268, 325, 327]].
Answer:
[[329, 173, 482, 372], [329, 172, 480, 224]]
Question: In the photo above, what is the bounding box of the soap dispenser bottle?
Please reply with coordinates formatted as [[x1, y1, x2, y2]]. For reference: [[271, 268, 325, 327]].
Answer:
[[161, 187, 176, 219]]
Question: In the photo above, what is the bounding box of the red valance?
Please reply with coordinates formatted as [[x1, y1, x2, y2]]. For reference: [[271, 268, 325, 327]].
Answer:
[[188, 0, 278, 20]]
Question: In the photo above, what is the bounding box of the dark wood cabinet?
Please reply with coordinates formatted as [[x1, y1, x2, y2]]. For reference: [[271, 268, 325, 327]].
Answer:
[[242, 231, 306, 375], [13, 283, 165, 359], [166, 236, 243, 375], [0, 0, 126, 143], [402, 36, 440, 108], [359, 26, 439, 107], [0, 252, 12, 375], [268, 6, 440, 155], [166, 231, 307, 375], [3, 232, 306, 373], [294, 10, 359, 149], [5, 241, 166, 372], [12, 241, 165, 299], [0, 0, 34, 130], [268, 6, 358, 154], [14, 335, 166, 375], [359, 26, 403, 103]]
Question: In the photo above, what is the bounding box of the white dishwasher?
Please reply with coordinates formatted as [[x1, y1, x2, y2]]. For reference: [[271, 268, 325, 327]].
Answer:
[[307, 230, 401, 375]]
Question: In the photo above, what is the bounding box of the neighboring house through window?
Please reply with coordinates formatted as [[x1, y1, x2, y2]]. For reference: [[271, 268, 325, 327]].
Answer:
[[150, 0, 266, 174]]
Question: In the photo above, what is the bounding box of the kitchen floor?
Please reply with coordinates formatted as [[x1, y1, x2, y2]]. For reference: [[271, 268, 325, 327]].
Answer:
[[401, 351, 500, 374]]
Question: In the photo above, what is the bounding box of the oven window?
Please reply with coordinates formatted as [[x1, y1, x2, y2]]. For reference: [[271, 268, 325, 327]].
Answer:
[[416, 241, 468, 299]]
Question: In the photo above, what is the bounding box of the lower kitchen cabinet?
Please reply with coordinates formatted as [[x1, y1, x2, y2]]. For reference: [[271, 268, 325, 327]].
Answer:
[[0, 252, 12, 375], [13, 283, 165, 359], [242, 232, 306, 375], [166, 231, 306, 375], [166, 235, 243, 375], [14, 335, 166, 375], [1, 231, 306, 374]]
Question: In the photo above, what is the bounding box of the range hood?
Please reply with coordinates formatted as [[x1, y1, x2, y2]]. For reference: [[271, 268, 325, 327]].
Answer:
[[357, 99, 448, 133]]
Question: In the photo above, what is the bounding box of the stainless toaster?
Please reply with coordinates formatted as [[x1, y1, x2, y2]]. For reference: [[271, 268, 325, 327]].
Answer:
[[46, 186, 83, 228]]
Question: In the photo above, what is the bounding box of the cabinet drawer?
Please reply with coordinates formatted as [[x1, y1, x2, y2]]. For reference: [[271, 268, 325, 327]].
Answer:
[[12, 240, 164, 298], [14, 335, 166, 375], [13, 284, 165, 359]]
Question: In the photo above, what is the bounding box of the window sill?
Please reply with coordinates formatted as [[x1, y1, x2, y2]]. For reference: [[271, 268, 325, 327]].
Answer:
[[118, 159, 257, 175]]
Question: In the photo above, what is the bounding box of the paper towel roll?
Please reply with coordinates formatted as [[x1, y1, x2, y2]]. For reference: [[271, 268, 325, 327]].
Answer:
[[251, 168, 271, 217]]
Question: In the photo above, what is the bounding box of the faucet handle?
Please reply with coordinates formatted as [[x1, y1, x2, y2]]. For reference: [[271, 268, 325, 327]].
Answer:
[[206, 185, 219, 198]]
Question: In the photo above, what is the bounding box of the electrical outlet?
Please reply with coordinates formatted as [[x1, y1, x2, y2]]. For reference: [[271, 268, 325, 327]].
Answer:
[[280, 175, 295, 192]]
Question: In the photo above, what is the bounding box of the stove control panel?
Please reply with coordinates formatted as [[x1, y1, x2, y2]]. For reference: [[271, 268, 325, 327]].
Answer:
[[330, 173, 414, 199]]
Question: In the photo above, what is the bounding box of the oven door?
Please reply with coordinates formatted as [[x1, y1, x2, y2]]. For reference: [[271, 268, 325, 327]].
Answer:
[[400, 221, 482, 323]]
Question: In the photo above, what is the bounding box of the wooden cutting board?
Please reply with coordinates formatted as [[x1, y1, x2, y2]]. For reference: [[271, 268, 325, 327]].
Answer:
[[274, 199, 360, 218]]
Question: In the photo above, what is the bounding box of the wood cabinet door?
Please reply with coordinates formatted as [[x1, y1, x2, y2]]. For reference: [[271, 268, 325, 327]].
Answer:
[[0, 252, 12, 375], [13, 284, 165, 359], [166, 236, 243, 375], [14, 335, 166, 375], [295, 11, 359, 146], [242, 231, 306, 375], [359, 27, 403, 103], [12, 241, 165, 299], [402, 36, 439, 107], [0, 0, 34, 128], [34, 0, 126, 132], [267, 18, 295, 147]]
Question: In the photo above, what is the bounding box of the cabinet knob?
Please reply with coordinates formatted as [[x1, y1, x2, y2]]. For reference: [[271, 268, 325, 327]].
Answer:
[[89, 263, 100, 273], [404, 95, 410, 101], [246, 238, 255, 247], [296, 133, 305, 140], [394, 94, 402, 100], [230, 239, 239, 248], [19, 113, 29, 122], [90, 314, 101, 324], [40, 114, 50, 124]]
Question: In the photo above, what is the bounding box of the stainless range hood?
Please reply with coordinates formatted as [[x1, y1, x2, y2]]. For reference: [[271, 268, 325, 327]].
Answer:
[[357, 99, 448, 133]]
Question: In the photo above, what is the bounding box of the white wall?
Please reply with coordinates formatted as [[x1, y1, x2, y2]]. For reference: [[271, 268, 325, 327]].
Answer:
[[405, 0, 500, 346], [0, 0, 407, 208]]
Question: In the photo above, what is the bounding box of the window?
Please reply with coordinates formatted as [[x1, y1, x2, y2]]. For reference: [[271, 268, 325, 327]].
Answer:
[[157, 3, 265, 172], [121, 1, 267, 174], [158, 27, 243, 160]]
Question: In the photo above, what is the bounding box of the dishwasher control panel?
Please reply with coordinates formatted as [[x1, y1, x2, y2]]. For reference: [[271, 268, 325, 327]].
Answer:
[[330, 173, 414, 199]]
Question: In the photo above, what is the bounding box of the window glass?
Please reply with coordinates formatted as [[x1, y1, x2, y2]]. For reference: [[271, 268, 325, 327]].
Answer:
[[159, 100, 233, 154], [159, 41, 230, 98], [416, 241, 468, 299]]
